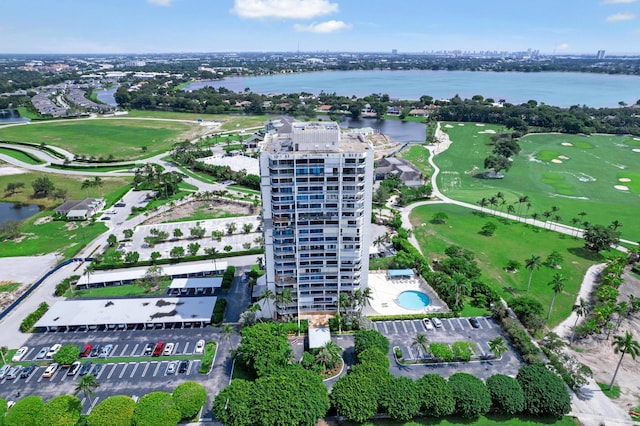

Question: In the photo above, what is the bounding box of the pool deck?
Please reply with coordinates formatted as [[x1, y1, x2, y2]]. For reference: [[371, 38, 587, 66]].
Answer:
[[364, 272, 449, 316]]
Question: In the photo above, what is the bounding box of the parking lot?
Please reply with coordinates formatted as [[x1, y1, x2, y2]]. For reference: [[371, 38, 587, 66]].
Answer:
[[372, 316, 524, 380], [0, 328, 219, 413]]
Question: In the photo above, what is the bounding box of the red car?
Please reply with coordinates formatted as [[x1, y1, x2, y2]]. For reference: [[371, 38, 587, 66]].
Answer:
[[152, 341, 166, 357], [80, 344, 92, 358]]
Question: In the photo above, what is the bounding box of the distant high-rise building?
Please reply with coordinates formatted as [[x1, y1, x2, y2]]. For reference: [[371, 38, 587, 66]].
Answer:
[[597, 50, 606, 59], [392, 49, 398, 55], [259, 119, 374, 316]]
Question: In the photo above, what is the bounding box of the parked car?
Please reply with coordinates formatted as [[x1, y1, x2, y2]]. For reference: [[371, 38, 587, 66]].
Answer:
[[5, 366, 21, 380], [194, 340, 205, 354], [90, 344, 101, 357], [12, 346, 28, 362], [153, 341, 166, 357], [422, 318, 434, 330], [163, 343, 174, 356], [0, 364, 11, 379], [469, 317, 481, 328], [100, 344, 113, 357], [114, 202, 126, 207], [432, 317, 443, 328], [142, 343, 154, 356], [178, 360, 188, 374], [42, 363, 59, 378], [166, 361, 177, 375], [20, 364, 37, 378], [46, 344, 62, 359], [80, 344, 92, 357], [91, 364, 103, 376], [67, 361, 81, 376], [35, 347, 50, 360], [79, 361, 93, 376]]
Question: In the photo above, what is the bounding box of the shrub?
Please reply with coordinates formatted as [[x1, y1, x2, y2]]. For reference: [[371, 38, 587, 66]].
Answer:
[[429, 343, 454, 361], [212, 379, 252, 426], [54, 275, 79, 296], [4, 395, 44, 426], [354, 329, 389, 357], [53, 344, 81, 366], [415, 374, 455, 417], [448, 372, 491, 419], [198, 341, 216, 374], [357, 347, 390, 368], [87, 396, 135, 426], [510, 296, 545, 331], [35, 395, 81, 426], [173, 381, 207, 420], [394, 347, 403, 360], [517, 364, 571, 418], [211, 298, 227, 325], [452, 341, 474, 361], [20, 302, 49, 332], [486, 374, 525, 415], [132, 392, 181, 426], [499, 316, 542, 364], [221, 265, 236, 290], [379, 376, 421, 421], [330, 372, 379, 423]]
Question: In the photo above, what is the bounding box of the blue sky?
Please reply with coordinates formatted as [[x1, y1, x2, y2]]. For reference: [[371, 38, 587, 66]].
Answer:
[[1, 0, 639, 54]]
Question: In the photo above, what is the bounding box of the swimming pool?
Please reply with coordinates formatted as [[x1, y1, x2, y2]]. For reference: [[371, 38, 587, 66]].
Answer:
[[397, 290, 431, 310]]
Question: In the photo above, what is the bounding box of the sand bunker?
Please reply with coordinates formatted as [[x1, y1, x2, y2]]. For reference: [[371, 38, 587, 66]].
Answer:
[[475, 123, 485, 127], [457, 123, 464, 126], [633, 149, 640, 153], [444, 124, 454, 128], [551, 159, 563, 164], [614, 185, 629, 191], [634, 138, 640, 141], [558, 155, 569, 160], [0, 166, 27, 176], [619, 178, 632, 182], [478, 129, 497, 134], [561, 142, 573, 146]]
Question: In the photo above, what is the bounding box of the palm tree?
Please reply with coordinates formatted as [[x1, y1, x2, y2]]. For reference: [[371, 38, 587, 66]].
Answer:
[[547, 273, 567, 320], [552, 215, 562, 231], [507, 204, 516, 217], [220, 324, 235, 341], [610, 220, 623, 231], [477, 198, 489, 213], [93, 176, 104, 197], [337, 291, 351, 317], [355, 287, 373, 312], [259, 289, 275, 319], [74, 374, 99, 403], [525, 255, 542, 292], [542, 210, 552, 229], [488, 196, 498, 216], [81, 179, 93, 198], [448, 273, 469, 308], [572, 298, 590, 343], [570, 217, 581, 238], [488, 336, 508, 359], [517, 195, 529, 218], [531, 212, 540, 225], [412, 333, 429, 358], [615, 302, 630, 331], [275, 289, 293, 310], [525, 202, 532, 219], [609, 331, 640, 391]]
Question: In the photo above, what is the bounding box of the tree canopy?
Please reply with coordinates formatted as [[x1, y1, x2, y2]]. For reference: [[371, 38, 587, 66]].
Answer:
[[448, 372, 492, 419], [87, 395, 136, 426], [132, 392, 181, 426], [517, 364, 571, 418]]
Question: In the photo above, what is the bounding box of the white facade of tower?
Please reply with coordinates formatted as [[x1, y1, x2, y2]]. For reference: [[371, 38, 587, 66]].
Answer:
[[259, 121, 374, 315]]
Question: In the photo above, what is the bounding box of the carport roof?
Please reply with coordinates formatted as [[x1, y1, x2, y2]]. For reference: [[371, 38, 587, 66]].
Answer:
[[34, 297, 217, 328], [169, 277, 222, 289], [76, 262, 227, 286]]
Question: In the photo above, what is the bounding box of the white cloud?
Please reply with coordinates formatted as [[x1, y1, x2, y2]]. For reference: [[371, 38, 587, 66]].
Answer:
[[607, 12, 636, 21], [555, 43, 570, 52], [232, 0, 339, 19], [293, 20, 351, 33], [603, 0, 637, 4], [147, 0, 172, 6]]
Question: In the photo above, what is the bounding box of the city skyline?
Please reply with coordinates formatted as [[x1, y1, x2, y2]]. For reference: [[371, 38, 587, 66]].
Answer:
[[1, 0, 639, 55]]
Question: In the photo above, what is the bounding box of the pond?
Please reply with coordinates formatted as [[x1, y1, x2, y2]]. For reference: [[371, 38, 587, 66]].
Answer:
[[0, 202, 41, 228]]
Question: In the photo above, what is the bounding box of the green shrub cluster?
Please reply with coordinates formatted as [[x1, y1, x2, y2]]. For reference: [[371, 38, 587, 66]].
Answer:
[[172, 381, 207, 420], [20, 302, 49, 332], [54, 275, 79, 297], [221, 265, 236, 290], [211, 298, 227, 325], [198, 341, 217, 374], [496, 316, 542, 364]]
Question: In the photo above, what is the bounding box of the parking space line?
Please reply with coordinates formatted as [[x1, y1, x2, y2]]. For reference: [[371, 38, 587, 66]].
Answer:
[[381, 322, 388, 333], [407, 320, 416, 333], [107, 364, 118, 379], [130, 344, 139, 357], [129, 363, 140, 378], [454, 318, 464, 331], [153, 362, 162, 376], [183, 342, 191, 354], [96, 366, 106, 380], [88, 396, 100, 414], [389, 322, 397, 333], [119, 344, 128, 357], [186, 361, 194, 375], [141, 362, 150, 378], [118, 363, 129, 379], [25, 370, 39, 383], [482, 317, 493, 328]]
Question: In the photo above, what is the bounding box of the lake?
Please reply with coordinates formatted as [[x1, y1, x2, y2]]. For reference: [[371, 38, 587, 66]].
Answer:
[[184, 70, 640, 108], [94, 86, 119, 107], [0, 202, 41, 228], [319, 115, 425, 143]]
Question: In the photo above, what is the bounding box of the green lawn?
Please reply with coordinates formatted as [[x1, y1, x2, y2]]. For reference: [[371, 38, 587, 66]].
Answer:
[[410, 203, 610, 326], [0, 282, 20, 293], [0, 147, 46, 165], [435, 124, 640, 241], [124, 109, 269, 130], [399, 145, 434, 178], [47, 164, 140, 173], [345, 414, 579, 426], [163, 203, 251, 223], [597, 382, 621, 399], [0, 119, 200, 161], [65, 280, 171, 298]]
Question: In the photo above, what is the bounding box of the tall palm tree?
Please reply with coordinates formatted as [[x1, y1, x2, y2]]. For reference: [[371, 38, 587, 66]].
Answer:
[[477, 198, 489, 213], [572, 298, 590, 343], [220, 324, 235, 341], [553, 215, 562, 231], [507, 204, 516, 217], [615, 302, 629, 331], [488, 336, 508, 359], [609, 331, 640, 391], [542, 211, 552, 229], [93, 176, 104, 197], [259, 289, 275, 319], [412, 333, 429, 358], [356, 287, 373, 312], [517, 195, 529, 218], [610, 220, 623, 231], [570, 217, 581, 238], [531, 212, 540, 226], [547, 273, 567, 320], [488, 196, 498, 216], [525, 255, 541, 292], [525, 202, 532, 219], [275, 289, 293, 310], [74, 374, 99, 403], [448, 273, 469, 308], [337, 291, 351, 317]]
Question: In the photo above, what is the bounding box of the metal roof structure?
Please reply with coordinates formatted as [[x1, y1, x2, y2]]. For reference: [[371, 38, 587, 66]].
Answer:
[[169, 277, 222, 289]]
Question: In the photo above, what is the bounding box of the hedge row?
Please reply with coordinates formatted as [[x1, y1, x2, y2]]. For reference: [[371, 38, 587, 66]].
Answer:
[[221, 266, 236, 291], [198, 341, 217, 374], [499, 316, 542, 365], [20, 302, 49, 332], [93, 249, 263, 270], [211, 299, 227, 325]]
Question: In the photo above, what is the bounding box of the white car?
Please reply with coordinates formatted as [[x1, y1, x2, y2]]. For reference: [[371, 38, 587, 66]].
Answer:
[[422, 318, 434, 331], [432, 317, 443, 328], [194, 340, 205, 354], [46, 344, 62, 359], [35, 347, 49, 360], [163, 343, 174, 356], [166, 361, 177, 375], [0, 364, 11, 379], [43, 363, 59, 378], [11, 346, 28, 362]]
